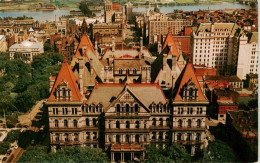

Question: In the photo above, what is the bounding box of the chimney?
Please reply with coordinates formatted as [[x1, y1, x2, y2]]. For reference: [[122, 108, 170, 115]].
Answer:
[[82, 43, 86, 55], [140, 36, 143, 53], [78, 57, 84, 95], [163, 53, 167, 70], [168, 43, 173, 52], [157, 42, 162, 54], [95, 41, 99, 57], [172, 55, 176, 71], [112, 37, 115, 52]]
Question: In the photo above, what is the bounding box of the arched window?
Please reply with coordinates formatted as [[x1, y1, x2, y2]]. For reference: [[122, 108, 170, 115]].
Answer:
[[55, 133, 59, 141], [159, 132, 163, 140], [135, 135, 140, 143], [159, 118, 163, 126], [62, 88, 66, 97], [178, 119, 182, 128], [126, 121, 130, 129], [189, 88, 193, 98], [73, 120, 77, 127], [197, 119, 201, 128], [116, 104, 120, 112], [55, 120, 58, 127], [119, 69, 122, 74], [93, 118, 97, 127], [116, 121, 120, 129], [126, 69, 130, 74], [188, 119, 192, 128], [126, 104, 129, 112], [86, 118, 89, 126], [64, 120, 68, 127], [126, 134, 130, 143], [116, 135, 120, 143], [134, 104, 139, 112], [165, 132, 169, 139], [64, 133, 69, 142], [135, 121, 139, 129], [133, 69, 137, 74], [152, 118, 156, 126]]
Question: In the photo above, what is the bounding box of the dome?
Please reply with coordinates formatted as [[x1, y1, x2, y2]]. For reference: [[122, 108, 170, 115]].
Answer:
[[21, 40, 34, 47]]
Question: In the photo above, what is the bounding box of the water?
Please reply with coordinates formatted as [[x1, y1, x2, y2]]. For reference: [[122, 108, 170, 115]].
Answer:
[[0, 2, 251, 22]]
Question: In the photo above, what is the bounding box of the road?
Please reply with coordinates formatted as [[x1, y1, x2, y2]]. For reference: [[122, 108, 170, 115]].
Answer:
[[18, 100, 44, 126]]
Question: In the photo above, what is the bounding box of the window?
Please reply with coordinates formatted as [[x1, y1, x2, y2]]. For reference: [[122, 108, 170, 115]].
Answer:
[[86, 132, 90, 140], [74, 133, 79, 141], [152, 118, 156, 126], [178, 119, 182, 128], [126, 134, 130, 143], [72, 108, 77, 115], [62, 108, 68, 115], [54, 120, 59, 127], [135, 135, 140, 143], [135, 104, 139, 112], [116, 121, 120, 129], [187, 133, 191, 141], [177, 133, 182, 141], [133, 69, 137, 74], [159, 118, 163, 126], [55, 133, 59, 141], [152, 132, 156, 140], [119, 69, 122, 74], [116, 104, 120, 112], [126, 69, 130, 74], [62, 88, 66, 97], [197, 119, 201, 128], [93, 118, 97, 127], [73, 120, 77, 127], [188, 119, 192, 128], [116, 135, 120, 143], [196, 133, 201, 142], [53, 108, 58, 115], [86, 118, 89, 126], [135, 121, 140, 129], [166, 118, 170, 126], [64, 120, 68, 127], [159, 132, 163, 140], [64, 133, 69, 142], [93, 132, 97, 140], [126, 104, 129, 112], [126, 121, 130, 129]]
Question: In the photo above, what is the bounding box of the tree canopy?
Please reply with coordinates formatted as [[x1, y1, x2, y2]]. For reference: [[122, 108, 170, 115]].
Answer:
[[79, 1, 94, 17], [19, 146, 110, 162], [146, 144, 191, 163]]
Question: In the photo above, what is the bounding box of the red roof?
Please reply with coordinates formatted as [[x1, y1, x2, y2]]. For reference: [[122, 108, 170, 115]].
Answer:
[[48, 58, 82, 101], [195, 67, 217, 76], [174, 62, 207, 101], [74, 34, 95, 57], [162, 27, 180, 57], [112, 4, 120, 10]]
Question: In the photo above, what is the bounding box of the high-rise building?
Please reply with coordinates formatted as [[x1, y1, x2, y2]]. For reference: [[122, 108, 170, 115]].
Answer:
[[125, 2, 133, 22], [191, 23, 243, 75], [235, 32, 258, 80]]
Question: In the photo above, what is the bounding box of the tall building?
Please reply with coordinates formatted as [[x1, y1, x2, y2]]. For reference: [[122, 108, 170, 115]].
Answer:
[[104, 0, 122, 23], [125, 2, 133, 22], [235, 32, 258, 80], [148, 14, 192, 44], [172, 61, 209, 155], [191, 23, 243, 75]]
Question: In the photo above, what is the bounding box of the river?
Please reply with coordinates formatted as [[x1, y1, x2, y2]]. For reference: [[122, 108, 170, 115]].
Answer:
[[0, 2, 251, 22]]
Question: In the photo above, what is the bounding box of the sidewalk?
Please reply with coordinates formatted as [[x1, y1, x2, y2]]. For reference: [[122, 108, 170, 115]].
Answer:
[[18, 100, 44, 126]]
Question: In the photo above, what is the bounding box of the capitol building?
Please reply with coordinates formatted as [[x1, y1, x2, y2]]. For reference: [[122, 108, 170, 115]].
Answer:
[[9, 29, 44, 63]]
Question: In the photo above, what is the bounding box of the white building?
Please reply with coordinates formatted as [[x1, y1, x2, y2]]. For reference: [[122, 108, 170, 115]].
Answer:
[[9, 35, 44, 63], [236, 32, 258, 80], [191, 23, 242, 75], [0, 35, 8, 52]]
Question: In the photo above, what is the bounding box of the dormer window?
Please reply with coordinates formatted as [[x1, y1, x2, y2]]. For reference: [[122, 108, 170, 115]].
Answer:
[[181, 79, 198, 100], [55, 80, 71, 100]]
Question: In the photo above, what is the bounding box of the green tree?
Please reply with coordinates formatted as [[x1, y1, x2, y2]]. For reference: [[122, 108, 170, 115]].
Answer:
[[146, 144, 191, 163], [206, 140, 236, 162], [248, 99, 258, 109], [79, 1, 93, 17]]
